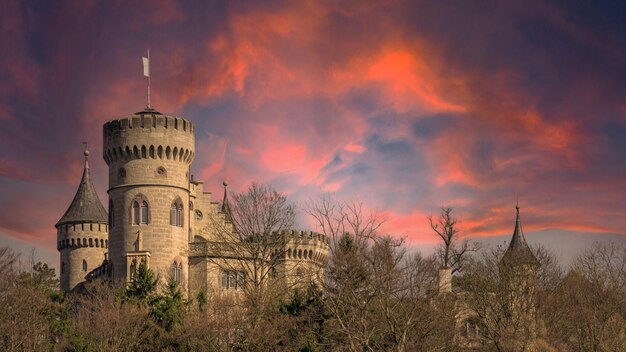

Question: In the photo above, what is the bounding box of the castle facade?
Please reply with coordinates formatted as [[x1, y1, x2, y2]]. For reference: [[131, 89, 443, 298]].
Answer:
[[55, 108, 329, 296]]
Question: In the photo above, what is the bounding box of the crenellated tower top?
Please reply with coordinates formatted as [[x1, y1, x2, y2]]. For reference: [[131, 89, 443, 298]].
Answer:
[[102, 108, 194, 166]]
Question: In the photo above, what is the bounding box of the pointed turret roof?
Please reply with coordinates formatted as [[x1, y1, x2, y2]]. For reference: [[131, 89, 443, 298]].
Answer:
[[55, 148, 108, 227], [500, 204, 539, 267], [221, 180, 233, 223]]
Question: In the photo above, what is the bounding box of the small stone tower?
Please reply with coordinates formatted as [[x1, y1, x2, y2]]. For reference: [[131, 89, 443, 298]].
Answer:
[[103, 108, 194, 292], [56, 148, 109, 292], [498, 204, 540, 339]]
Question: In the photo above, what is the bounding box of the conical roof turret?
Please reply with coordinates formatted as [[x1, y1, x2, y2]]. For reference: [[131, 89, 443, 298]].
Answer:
[[221, 180, 233, 223], [500, 204, 539, 267], [55, 148, 108, 227]]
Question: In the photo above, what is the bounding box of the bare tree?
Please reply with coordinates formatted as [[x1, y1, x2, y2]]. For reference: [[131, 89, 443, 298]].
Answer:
[[198, 182, 296, 311], [540, 242, 626, 351], [429, 207, 478, 273], [0, 246, 20, 277], [0, 246, 20, 295], [306, 197, 452, 351]]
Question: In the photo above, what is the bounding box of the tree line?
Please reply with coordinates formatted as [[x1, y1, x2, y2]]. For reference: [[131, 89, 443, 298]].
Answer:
[[0, 184, 624, 351]]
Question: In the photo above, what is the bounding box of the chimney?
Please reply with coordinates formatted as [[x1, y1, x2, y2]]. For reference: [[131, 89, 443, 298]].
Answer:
[[439, 268, 452, 293]]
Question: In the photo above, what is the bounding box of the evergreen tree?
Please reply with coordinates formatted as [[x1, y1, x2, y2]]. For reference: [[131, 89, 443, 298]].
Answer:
[[150, 280, 185, 332], [125, 261, 158, 305]]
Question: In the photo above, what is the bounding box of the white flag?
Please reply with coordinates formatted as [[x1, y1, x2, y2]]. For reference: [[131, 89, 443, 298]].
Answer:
[[142, 57, 149, 77]]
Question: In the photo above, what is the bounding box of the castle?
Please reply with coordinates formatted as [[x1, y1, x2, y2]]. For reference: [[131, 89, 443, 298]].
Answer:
[[54, 105, 539, 348], [55, 107, 329, 297]]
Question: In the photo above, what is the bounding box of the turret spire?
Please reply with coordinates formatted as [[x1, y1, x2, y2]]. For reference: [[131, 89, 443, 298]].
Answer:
[[55, 146, 108, 227], [500, 203, 539, 267], [221, 180, 233, 223]]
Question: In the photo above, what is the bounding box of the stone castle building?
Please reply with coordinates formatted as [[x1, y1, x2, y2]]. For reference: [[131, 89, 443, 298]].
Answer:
[[55, 108, 329, 296]]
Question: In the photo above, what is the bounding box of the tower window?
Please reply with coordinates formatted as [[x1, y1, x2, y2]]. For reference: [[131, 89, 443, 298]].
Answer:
[[157, 167, 166, 176], [131, 197, 149, 225], [133, 201, 140, 225], [171, 262, 183, 285], [141, 201, 148, 224], [118, 168, 126, 178], [82, 260, 87, 272], [171, 262, 177, 282], [61, 262, 65, 274], [170, 201, 183, 227]]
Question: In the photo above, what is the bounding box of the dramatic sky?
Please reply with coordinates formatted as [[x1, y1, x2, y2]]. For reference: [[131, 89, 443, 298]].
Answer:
[[1, 0, 625, 268]]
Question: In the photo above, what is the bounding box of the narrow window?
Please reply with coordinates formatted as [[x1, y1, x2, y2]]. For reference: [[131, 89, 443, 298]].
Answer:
[[221, 271, 228, 289], [228, 271, 236, 289], [237, 271, 246, 289], [61, 262, 65, 274], [170, 202, 183, 227], [133, 201, 140, 225], [171, 262, 178, 282], [178, 263, 183, 284], [82, 260, 87, 272], [170, 204, 177, 225], [141, 201, 148, 224]]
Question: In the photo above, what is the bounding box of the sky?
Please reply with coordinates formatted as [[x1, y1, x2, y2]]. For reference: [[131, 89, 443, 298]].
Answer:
[[1, 0, 625, 270]]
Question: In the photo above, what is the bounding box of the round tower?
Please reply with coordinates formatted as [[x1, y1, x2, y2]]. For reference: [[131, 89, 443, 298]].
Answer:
[[102, 109, 194, 291], [280, 230, 329, 287], [56, 148, 109, 292]]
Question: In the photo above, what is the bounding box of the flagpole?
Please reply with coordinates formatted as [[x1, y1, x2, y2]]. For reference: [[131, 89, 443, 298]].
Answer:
[[147, 48, 151, 109]]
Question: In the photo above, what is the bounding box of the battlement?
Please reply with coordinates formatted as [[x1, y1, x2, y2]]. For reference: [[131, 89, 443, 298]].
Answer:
[[57, 222, 109, 251], [102, 112, 195, 166], [275, 229, 329, 245], [103, 113, 194, 137], [279, 229, 329, 265]]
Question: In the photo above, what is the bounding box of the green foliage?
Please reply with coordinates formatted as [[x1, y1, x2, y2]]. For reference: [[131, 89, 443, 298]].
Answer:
[[196, 290, 207, 311], [149, 280, 186, 332], [299, 332, 320, 352], [125, 261, 158, 305]]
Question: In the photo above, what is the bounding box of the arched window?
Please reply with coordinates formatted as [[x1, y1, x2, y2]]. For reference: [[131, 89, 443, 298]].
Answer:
[[82, 260, 87, 272], [178, 262, 183, 284], [171, 262, 178, 282], [132, 197, 149, 225], [461, 318, 481, 339], [132, 201, 140, 225], [170, 201, 183, 227]]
